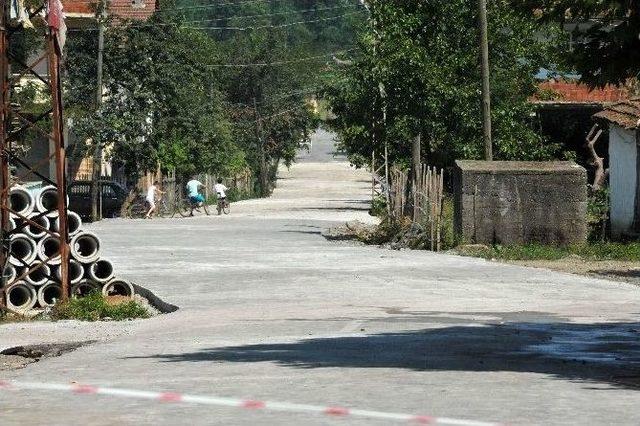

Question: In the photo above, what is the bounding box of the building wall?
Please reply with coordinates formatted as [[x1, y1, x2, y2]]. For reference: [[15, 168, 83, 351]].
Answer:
[[609, 126, 638, 238], [454, 161, 588, 246]]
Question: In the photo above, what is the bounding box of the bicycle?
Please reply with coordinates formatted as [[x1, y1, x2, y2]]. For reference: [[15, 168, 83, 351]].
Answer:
[[177, 194, 210, 217], [127, 196, 174, 219], [216, 197, 230, 215]]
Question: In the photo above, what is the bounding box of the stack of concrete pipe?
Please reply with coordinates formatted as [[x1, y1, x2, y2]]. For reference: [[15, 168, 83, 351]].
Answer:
[[3, 185, 135, 312]]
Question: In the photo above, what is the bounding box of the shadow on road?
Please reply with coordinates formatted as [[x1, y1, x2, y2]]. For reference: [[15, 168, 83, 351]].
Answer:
[[589, 269, 640, 279], [128, 320, 640, 390]]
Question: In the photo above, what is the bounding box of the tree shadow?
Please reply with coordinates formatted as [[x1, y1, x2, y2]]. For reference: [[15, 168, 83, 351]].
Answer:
[[589, 269, 640, 279], [296, 206, 371, 212], [279, 230, 323, 235], [127, 319, 640, 390]]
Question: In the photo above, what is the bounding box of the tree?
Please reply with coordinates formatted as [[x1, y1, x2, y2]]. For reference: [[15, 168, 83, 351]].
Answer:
[[66, 15, 244, 179], [514, 1, 640, 87], [328, 0, 566, 170]]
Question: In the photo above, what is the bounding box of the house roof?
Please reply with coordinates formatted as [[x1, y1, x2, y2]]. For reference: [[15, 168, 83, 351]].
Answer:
[[532, 80, 629, 104], [63, 0, 156, 20], [593, 98, 640, 130]]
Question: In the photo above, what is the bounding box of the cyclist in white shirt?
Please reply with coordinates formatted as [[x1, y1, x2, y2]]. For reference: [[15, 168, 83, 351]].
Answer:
[[214, 178, 228, 199], [214, 178, 229, 215]]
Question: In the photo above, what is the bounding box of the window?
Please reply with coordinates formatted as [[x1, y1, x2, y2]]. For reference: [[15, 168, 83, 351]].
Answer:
[[70, 184, 90, 195], [101, 185, 116, 197]]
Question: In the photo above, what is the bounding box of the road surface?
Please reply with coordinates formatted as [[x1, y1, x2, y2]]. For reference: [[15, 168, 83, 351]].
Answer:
[[2, 129, 640, 425]]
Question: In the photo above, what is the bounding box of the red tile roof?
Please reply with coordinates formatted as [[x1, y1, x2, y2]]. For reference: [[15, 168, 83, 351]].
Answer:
[[534, 80, 629, 104], [63, 0, 156, 20]]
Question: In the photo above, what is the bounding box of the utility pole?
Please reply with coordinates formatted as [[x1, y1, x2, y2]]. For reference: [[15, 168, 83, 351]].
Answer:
[[252, 98, 268, 197], [478, 0, 493, 161], [0, 0, 10, 307], [412, 133, 421, 221], [367, 1, 392, 216], [91, 1, 106, 221]]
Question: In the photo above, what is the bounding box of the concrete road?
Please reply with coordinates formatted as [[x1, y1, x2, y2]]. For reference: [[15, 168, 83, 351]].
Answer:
[[2, 129, 640, 425]]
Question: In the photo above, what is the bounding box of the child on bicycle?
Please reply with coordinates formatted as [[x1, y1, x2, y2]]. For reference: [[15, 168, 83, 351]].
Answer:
[[214, 178, 229, 215]]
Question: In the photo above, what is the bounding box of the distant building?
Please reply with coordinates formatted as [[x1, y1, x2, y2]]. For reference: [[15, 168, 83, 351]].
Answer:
[[63, 0, 157, 22], [593, 99, 640, 239]]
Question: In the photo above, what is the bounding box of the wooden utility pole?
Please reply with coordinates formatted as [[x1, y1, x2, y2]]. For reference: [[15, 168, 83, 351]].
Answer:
[[91, 2, 106, 221], [412, 133, 421, 221], [48, 34, 71, 300], [0, 0, 9, 307], [478, 0, 493, 161], [253, 98, 268, 197]]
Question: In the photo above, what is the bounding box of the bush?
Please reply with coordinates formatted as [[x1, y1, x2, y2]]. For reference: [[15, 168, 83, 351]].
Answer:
[[51, 292, 149, 321], [587, 188, 609, 242]]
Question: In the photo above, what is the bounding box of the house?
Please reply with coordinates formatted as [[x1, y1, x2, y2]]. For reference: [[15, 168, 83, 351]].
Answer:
[[530, 76, 632, 185], [593, 99, 640, 239]]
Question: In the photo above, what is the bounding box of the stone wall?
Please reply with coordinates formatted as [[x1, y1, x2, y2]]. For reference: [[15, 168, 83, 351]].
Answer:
[[453, 161, 587, 246]]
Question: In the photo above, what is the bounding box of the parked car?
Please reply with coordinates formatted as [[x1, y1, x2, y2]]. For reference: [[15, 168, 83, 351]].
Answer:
[[68, 180, 129, 219]]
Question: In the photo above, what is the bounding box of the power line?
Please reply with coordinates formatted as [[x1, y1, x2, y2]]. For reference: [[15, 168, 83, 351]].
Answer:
[[152, 0, 322, 13], [206, 49, 355, 67], [68, 11, 365, 32], [110, 3, 358, 21]]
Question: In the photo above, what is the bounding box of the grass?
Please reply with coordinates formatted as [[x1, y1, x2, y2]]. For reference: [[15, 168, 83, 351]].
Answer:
[[51, 292, 149, 321], [456, 242, 640, 262]]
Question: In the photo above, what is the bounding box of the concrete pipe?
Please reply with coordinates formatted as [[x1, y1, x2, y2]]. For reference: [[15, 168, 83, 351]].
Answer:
[[37, 235, 62, 265], [52, 211, 82, 237], [9, 233, 37, 267], [87, 259, 114, 283], [102, 279, 134, 298], [71, 279, 99, 297], [55, 260, 84, 285], [25, 264, 51, 287], [24, 213, 50, 240], [2, 264, 17, 286], [36, 185, 67, 217], [9, 217, 16, 231], [71, 232, 101, 264], [9, 187, 34, 218], [5, 281, 37, 311], [37, 281, 63, 307]]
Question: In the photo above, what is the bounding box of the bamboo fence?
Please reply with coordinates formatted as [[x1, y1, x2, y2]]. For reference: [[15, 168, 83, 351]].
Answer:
[[388, 164, 445, 251]]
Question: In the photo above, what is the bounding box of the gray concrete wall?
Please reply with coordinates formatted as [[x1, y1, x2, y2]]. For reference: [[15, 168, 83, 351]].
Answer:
[[454, 161, 587, 246]]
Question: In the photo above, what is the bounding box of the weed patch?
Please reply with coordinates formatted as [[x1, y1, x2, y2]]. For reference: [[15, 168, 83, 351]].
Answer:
[[455, 242, 640, 262], [51, 292, 149, 321]]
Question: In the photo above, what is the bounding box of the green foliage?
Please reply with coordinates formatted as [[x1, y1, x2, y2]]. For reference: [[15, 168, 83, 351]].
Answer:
[[514, 0, 640, 87], [587, 188, 609, 241], [62, 1, 363, 190], [66, 16, 246, 178], [51, 292, 149, 321], [328, 0, 566, 170], [369, 195, 386, 217]]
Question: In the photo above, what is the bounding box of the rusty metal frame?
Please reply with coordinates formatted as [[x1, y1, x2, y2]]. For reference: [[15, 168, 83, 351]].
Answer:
[[0, 0, 71, 309]]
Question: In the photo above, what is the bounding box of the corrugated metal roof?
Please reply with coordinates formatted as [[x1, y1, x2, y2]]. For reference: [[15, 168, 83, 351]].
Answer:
[[593, 98, 640, 130]]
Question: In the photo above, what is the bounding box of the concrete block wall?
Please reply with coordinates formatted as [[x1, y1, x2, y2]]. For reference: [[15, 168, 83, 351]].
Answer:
[[453, 161, 588, 246]]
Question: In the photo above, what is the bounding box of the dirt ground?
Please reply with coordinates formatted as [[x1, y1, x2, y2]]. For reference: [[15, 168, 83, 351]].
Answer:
[[506, 257, 640, 287]]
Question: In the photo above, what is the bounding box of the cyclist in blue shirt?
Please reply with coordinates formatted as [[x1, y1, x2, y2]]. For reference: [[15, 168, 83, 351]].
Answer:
[[186, 177, 205, 216]]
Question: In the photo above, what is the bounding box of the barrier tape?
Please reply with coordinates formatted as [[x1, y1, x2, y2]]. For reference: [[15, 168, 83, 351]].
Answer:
[[0, 380, 500, 425]]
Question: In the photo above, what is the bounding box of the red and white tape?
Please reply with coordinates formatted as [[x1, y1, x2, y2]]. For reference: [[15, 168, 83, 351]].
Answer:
[[0, 380, 500, 426]]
